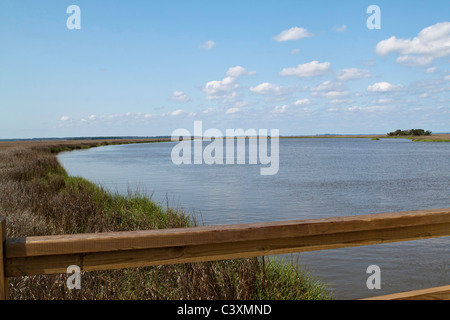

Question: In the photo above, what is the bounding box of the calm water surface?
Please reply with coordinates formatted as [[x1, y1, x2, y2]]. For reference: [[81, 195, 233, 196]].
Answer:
[[58, 138, 450, 299]]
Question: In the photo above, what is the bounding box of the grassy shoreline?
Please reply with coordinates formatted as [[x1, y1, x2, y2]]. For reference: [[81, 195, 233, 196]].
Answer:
[[0, 139, 332, 300]]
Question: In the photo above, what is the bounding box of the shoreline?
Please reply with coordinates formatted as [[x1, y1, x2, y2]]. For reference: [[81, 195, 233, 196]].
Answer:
[[3, 133, 450, 145]]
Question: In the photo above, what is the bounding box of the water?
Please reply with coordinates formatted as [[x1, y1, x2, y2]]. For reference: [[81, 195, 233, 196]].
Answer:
[[58, 138, 450, 299]]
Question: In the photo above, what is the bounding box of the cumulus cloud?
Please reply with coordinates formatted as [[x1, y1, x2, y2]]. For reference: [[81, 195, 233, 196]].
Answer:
[[279, 61, 331, 78], [250, 82, 285, 96], [309, 81, 349, 100], [273, 27, 313, 42], [367, 82, 403, 92], [60, 116, 70, 121], [199, 40, 216, 51], [375, 22, 450, 67], [171, 91, 191, 102], [226, 66, 255, 77], [203, 66, 254, 101], [204, 76, 239, 100], [335, 68, 371, 81], [310, 80, 343, 92]]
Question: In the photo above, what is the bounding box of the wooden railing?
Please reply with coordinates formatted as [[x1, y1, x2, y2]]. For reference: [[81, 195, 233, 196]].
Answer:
[[1, 208, 450, 300]]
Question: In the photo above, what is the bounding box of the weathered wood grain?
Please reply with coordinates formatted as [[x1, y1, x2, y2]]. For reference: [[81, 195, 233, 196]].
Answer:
[[6, 208, 450, 259]]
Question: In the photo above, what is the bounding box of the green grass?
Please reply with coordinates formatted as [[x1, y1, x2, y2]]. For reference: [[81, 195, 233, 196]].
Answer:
[[411, 138, 450, 142]]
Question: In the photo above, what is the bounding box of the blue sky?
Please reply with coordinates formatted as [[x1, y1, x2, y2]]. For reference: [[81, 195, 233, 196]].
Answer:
[[1, 0, 449, 138]]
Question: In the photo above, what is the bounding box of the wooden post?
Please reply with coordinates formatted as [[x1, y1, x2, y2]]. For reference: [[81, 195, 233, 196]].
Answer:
[[0, 217, 9, 300]]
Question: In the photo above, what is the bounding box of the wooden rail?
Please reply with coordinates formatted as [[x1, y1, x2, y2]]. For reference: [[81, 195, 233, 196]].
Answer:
[[1, 208, 450, 300], [361, 285, 450, 300]]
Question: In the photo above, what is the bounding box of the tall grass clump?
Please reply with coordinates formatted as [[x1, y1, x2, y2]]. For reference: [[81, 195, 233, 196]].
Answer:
[[0, 140, 333, 300]]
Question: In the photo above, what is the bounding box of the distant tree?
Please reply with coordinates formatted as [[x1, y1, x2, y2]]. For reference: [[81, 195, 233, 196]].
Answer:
[[387, 129, 432, 136]]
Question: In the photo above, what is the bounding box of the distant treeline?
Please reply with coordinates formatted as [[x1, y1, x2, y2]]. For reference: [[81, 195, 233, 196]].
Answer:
[[387, 129, 432, 136]]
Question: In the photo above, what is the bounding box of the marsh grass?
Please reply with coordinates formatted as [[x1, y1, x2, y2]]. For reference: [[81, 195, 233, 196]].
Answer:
[[0, 139, 333, 300]]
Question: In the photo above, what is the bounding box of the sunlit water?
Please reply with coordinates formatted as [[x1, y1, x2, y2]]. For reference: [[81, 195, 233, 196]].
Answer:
[[58, 138, 450, 299]]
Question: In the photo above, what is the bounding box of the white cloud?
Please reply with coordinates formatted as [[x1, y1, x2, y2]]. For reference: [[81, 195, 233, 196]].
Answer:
[[310, 81, 349, 100], [273, 27, 313, 42], [293, 99, 311, 106], [279, 61, 331, 78], [375, 22, 450, 67], [395, 55, 433, 67], [250, 82, 285, 95], [226, 66, 255, 77], [225, 107, 240, 114], [322, 91, 350, 99], [88, 115, 96, 120], [204, 76, 239, 100], [335, 68, 371, 81], [445, 75, 450, 81], [60, 116, 70, 121], [291, 48, 301, 54], [426, 67, 438, 74], [272, 105, 288, 113], [203, 66, 254, 101], [310, 80, 343, 92], [171, 91, 191, 102], [199, 40, 215, 51], [367, 82, 403, 92], [333, 25, 347, 32]]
